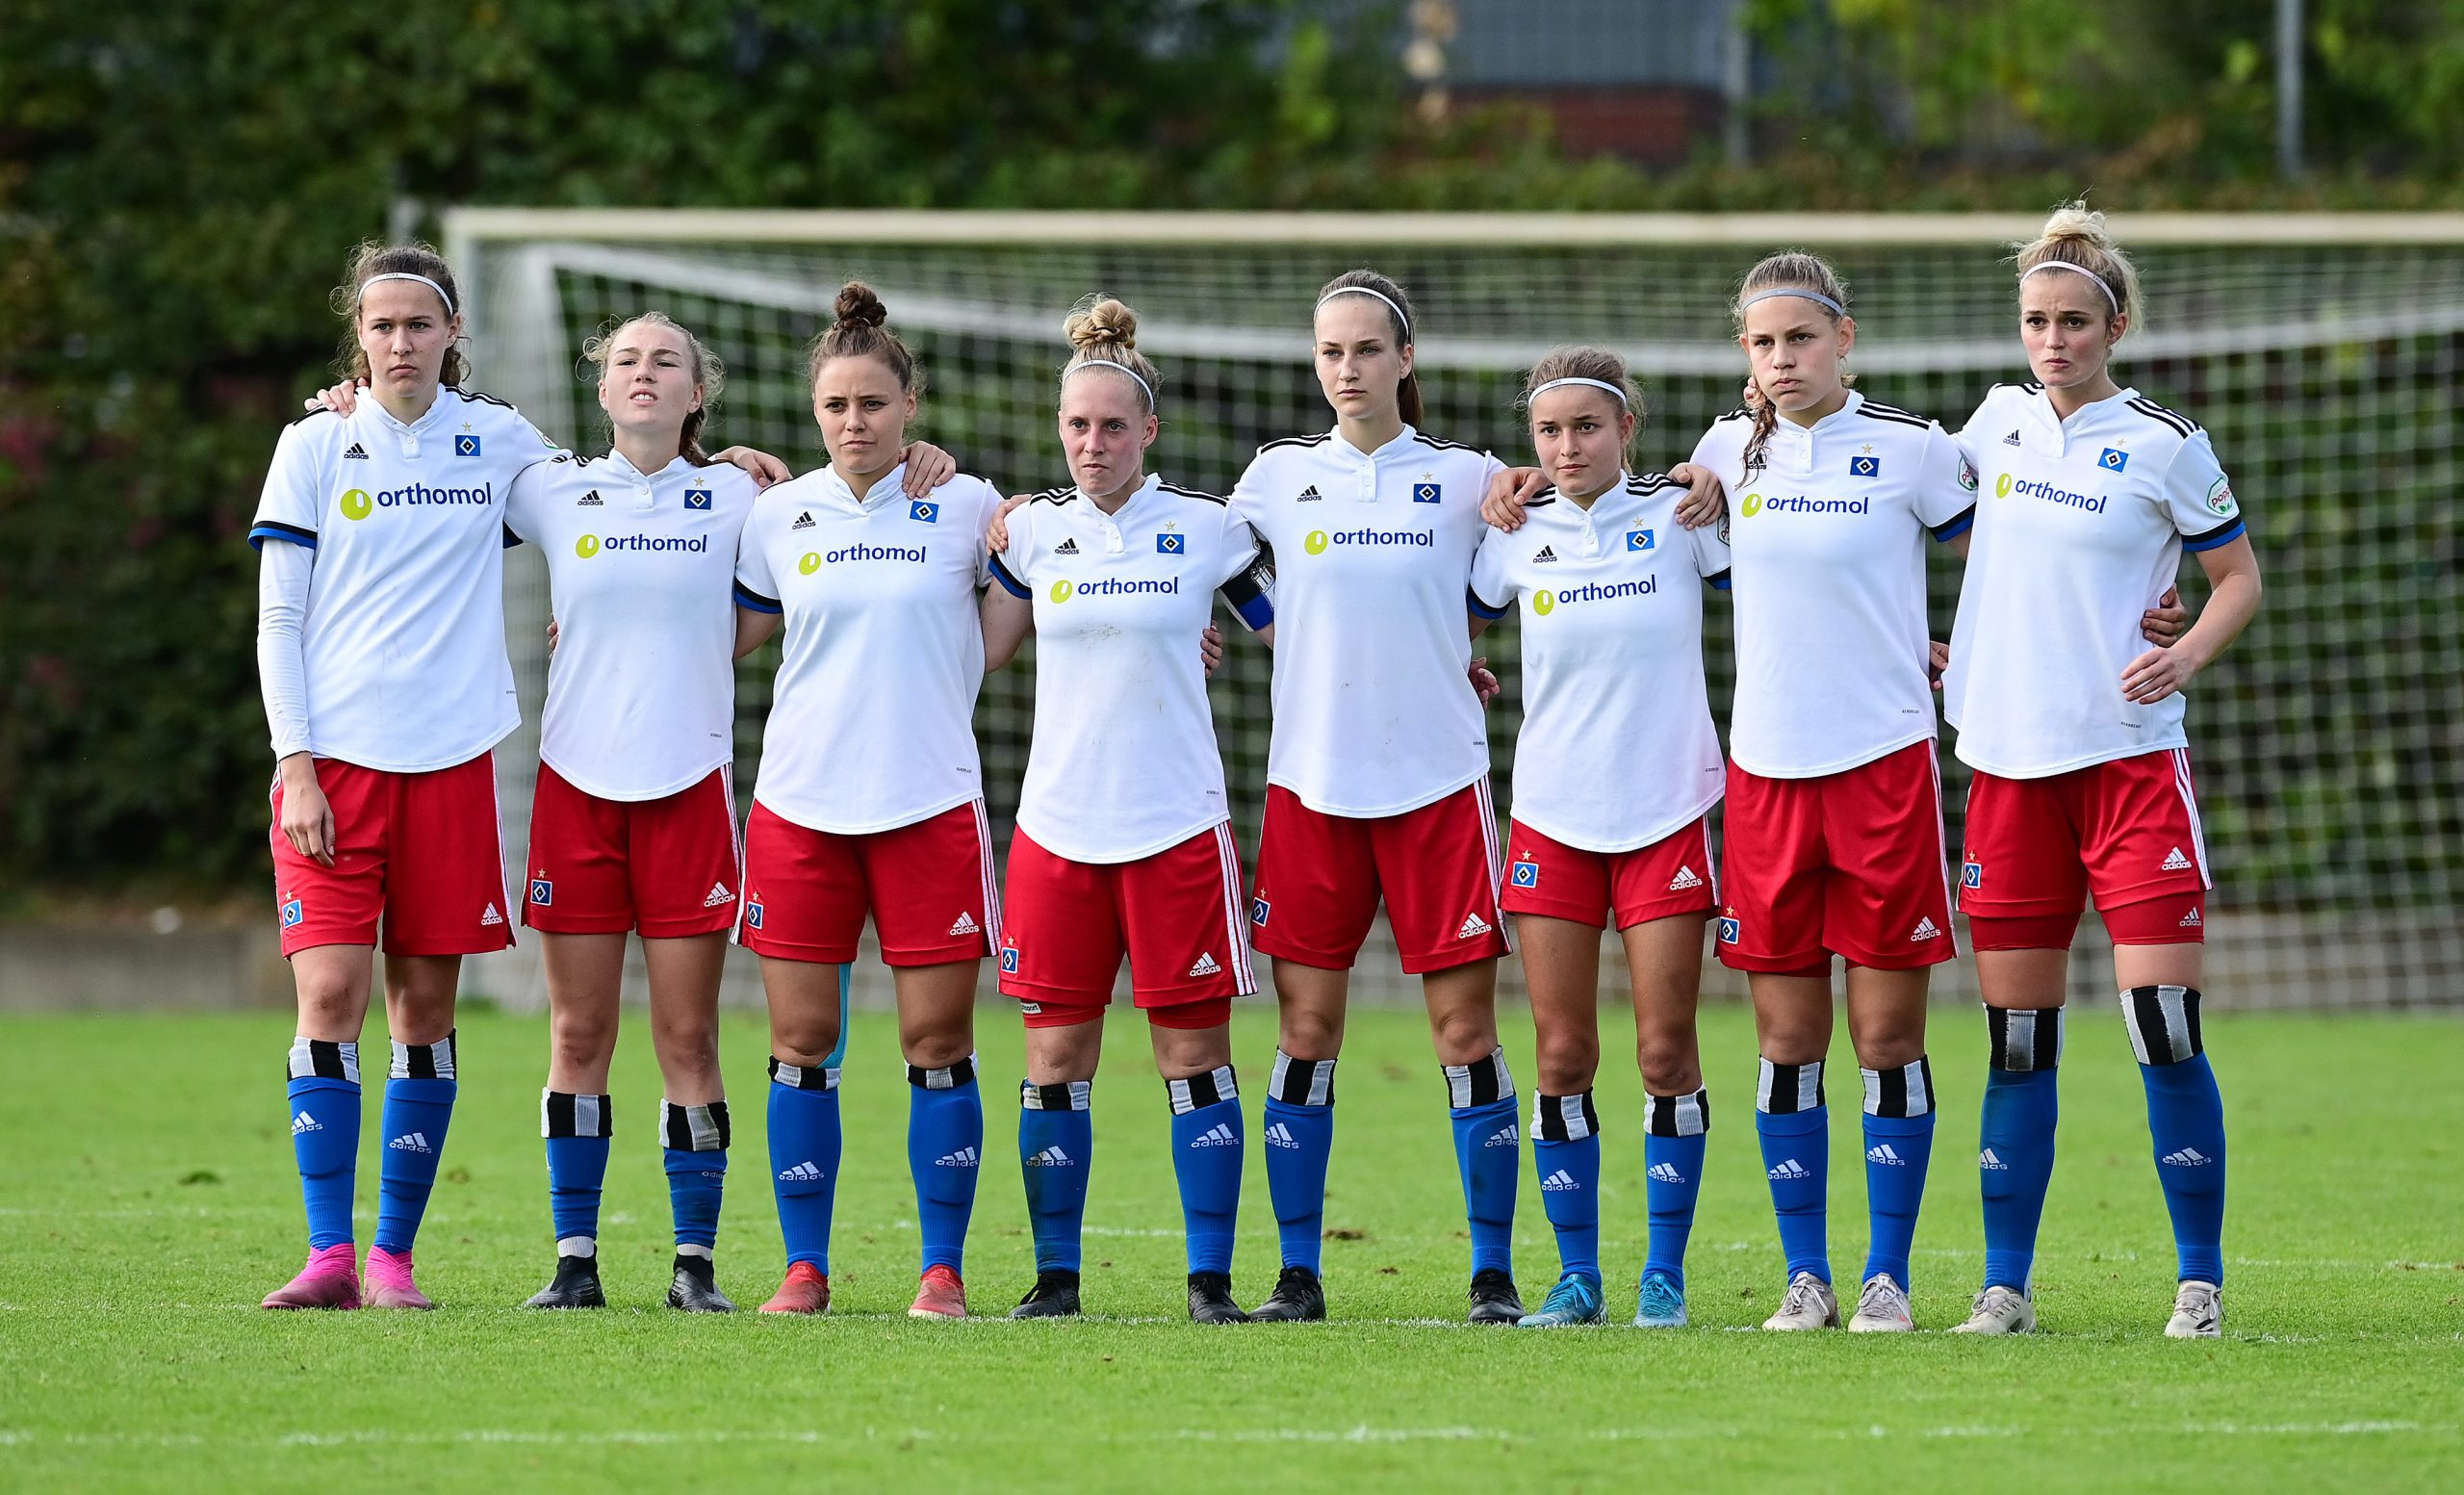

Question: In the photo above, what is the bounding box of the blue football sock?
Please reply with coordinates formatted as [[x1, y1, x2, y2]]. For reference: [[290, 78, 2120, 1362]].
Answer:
[[541, 1090, 613, 1250], [908, 1056, 983, 1276], [1756, 1058, 1829, 1283], [1018, 1079, 1093, 1274], [1861, 1057, 1937, 1289], [1445, 1046, 1520, 1278], [660, 1099, 730, 1253], [1980, 1006, 2063, 1293], [767, 1059, 841, 1271], [1168, 1067, 1245, 1276], [1530, 1093, 1600, 1284], [2124, 986, 2226, 1285], [284, 1038, 361, 1250], [1642, 1088, 1709, 1291], [372, 1033, 456, 1254], [1263, 1051, 1336, 1273]]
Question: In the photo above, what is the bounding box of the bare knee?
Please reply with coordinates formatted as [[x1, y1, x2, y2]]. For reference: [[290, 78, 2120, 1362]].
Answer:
[[1636, 1028, 1702, 1096], [650, 1007, 719, 1074], [1429, 1006, 1499, 1068], [1532, 1029, 1600, 1095], [1276, 1006, 1345, 1062]]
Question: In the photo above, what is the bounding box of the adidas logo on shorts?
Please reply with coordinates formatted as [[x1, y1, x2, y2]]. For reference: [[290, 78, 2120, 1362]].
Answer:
[[790, 510, 815, 530], [1054, 538, 1079, 554], [291, 1111, 321, 1135], [2161, 847, 2195, 871], [2180, 908, 2203, 928], [388, 1132, 433, 1154], [578, 488, 603, 506], [2161, 1147, 2213, 1168], [342, 442, 370, 459], [1646, 1161, 1686, 1185], [1457, 912, 1493, 940], [1979, 1147, 2010, 1171], [948, 911, 980, 938], [703, 883, 734, 908], [1911, 916, 1942, 941], [935, 1147, 980, 1169], [1189, 952, 1220, 978], [1264, 1122, 1300, 1149], [1484, 1123, 1519, 1148], [778, 1160, 824, 1182], [1767, 1157, 1810, 1181], [1668, 864, 1704, 891], [1024, 1146, 1074, 1167], [480, 905, 504, 927], [1539, 1169, 1579, 1193], [1867, 1144, 1907, 1167], [1188, 1123, 1240, 1148]]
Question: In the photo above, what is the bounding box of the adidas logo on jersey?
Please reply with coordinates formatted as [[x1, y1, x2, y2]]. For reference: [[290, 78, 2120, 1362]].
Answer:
[[1767, 1157, 1810, 1181], [1668, 865, 1704, 891], [388, 1132, 433, 1154], [578, 489, 603, 506], [1189, 952, 1220, 978], [2180, 908, 2203, 928], [703, 883, 734, 908], [948, 911, 980, 938], [1484, 1123, 1519, 1148], [480, 904, 504, 927], [342, 443, 370, 460], [1457, 912, 1493, 940], [2161, 846, 2195, 871], [1867, 1144, 1907, 1167], [1053, 537, 1079, 554], [1539, 1169, 1579, 1193], [778, 1160, 824, 1182], [935, 1147, 980, 1169], [790, 510, 815, 530], [1911, 916, 1942, 941], [2003, 430, 2023, 446], [1188, 1123, 1240, 1148], [2161, 1147, 2213, 1168], [1024, 1146, 1074, 1168], [1532, 545, 1559, 563], [1263, 1122, 1300, 1150], [1979, 1147, 2010, 1171], [291, 1111, 322, 1135], [1296, 485, 1322, 503], [1646, 1161, 1687, 1185]]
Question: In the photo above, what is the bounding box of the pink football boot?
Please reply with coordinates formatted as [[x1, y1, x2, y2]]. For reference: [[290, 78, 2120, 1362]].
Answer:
[[362, 1246, 436, 1310], [261, 1243, 361, 1310]]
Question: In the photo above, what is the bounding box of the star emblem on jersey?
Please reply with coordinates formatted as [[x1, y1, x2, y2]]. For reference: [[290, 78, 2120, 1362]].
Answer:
[[910, 500, 938, 524], [2161, 847, 2194, 871], [578, 489, 603, 506], [1668, 865, 1703, 891], [1296, 485, 1322, 502], [280, 899, 303, 928], [1626, 529, 1656, 551], [1457, 912, 1493, 939], [948, 911, 980, 938], [528, 879, 553, 906], [1911, 916, 1943, 941], [1412, 480, 1442, 503], [2099, 447, 2131, 472], [1189, 952, 1220, 977], [1850, 454, 1882, 477], [1510, 860, 1540, 889], [454, 434, 482, 457], [1156, 531, 1184, 554], [1053, 537, 1079, 554], [1532, 545, 1558, 563], [685, 488, 713, 511], [480, 904, 504, 927], [790, 510, 815, 530], [342, 443, 369, 460], [702, 883, 734, 908]]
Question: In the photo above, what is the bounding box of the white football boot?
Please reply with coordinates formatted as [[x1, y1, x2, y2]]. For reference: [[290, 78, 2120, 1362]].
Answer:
[[2164, 1279, 2222, 1338], [1846, 1272, 1914, 1332], [1760, 1271, 1841, 1330], [1947, 1283, 2036, 1334]]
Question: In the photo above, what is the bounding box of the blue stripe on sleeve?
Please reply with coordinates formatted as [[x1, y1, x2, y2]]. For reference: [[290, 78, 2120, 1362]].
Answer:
[[732, 580, 783, 614], [1467, 588, 1509, 621], [247, 521, 318, 552], [988, 553, 1032, 600], [1930, 506, 1976, 543], [1707, 570, 1732, 591], [2181, 518, 2246, 554], [1228, 590, 1274, 631]]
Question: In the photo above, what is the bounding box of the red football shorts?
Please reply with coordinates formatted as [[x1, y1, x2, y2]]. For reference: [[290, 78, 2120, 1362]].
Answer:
[[1500, 815, 1718, 931], [999, 822, 1256, 1024], [1961, 747, 2213, 949], [270, 753, 513, 959], [1250, 780, 1510, 974], [1716, 740, 1956, 972], [522, 762, 741, 938], [736, 799, 998, 966]]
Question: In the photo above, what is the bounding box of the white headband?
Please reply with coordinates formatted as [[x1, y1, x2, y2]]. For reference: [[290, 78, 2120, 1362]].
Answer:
[[1064, 357, 1155, 408], [1316, 285, 1411, 340], [1527, 376, 1628, 406], [2020, 260, 2119, 313], [1738, 287, 1845, 317], [359, 271, 455, 318]]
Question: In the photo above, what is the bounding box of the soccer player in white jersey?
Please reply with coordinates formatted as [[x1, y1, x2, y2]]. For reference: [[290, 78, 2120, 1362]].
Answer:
[[251, 243, 573, 1311], [1944, 206, 2261, 1339], [732, 284, 1007, 1321], [1467, 348, 1731, 1330], [978, 296, 1273, 1325]]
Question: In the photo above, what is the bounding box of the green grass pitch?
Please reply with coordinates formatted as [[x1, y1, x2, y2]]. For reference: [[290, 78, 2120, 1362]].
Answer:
[[2, 1002, 2459, 1493]]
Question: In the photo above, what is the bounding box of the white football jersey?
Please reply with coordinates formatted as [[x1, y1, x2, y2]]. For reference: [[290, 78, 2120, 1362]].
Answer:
[[1470, 474, 1732, 852], [249, 386, 563, 772], [990, 475, 1273, 863], [1690, 391, 1976, 779], [506, 451, 757, 802], [1946, 383, 2246, 778], [734, 462, 1000, 835], [1227, 426, 1505, 816]]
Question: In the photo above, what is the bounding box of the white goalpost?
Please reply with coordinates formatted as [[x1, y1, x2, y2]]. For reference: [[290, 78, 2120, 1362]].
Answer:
[[447, 208, 2464, 1014]]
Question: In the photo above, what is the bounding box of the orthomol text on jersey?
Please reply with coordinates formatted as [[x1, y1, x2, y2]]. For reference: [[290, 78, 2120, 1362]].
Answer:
[[797, 543, 928, 575], [1300, 527, 1438, 554], [574, 533, 712, 558], [1529, 577, 1658, 616], [338, 482, 493, 520], [1993, 473, 2107, 513], [1736, 493, 1870, 519], [1048, 577, 1183, 604]]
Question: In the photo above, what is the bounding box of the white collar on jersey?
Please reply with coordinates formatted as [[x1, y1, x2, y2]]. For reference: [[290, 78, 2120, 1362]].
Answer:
[[603, 448, 697, 483], [1544, 470, 1636, 518], [361, 383, 457, 437], [1068, 471, 1160, 518], [1327, 423, 1423, 463], [1766, 388, 1865, 442], [823, 457, 911, 508]]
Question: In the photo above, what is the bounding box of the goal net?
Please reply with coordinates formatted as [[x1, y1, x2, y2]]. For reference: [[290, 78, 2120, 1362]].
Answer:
[[448, 209, 2464, 1013]]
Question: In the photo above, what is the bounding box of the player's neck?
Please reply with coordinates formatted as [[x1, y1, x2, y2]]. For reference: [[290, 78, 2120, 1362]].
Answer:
[[371, 381, 442, 427], [1088, 473, 1142, 515], [1559, 475, 1617, 509], [835, 456, 898, 500], [1777, 384, 1850, 429], [1337, 411, 1403, 454], [2046, 373, 2121, 422], [612, 428, 683, 477]]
